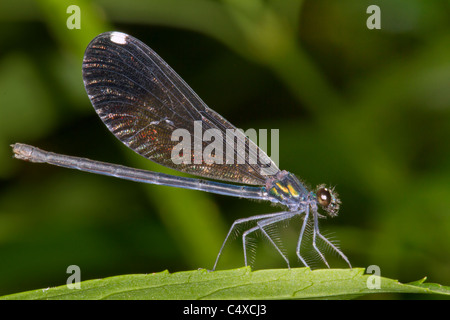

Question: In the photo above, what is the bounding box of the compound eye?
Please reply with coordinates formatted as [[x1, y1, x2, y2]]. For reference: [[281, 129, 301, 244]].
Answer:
[[317, 187, 331, 208]]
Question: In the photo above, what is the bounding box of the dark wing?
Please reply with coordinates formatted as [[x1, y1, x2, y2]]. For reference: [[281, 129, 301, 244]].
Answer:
[[82, 32, 279, 185]]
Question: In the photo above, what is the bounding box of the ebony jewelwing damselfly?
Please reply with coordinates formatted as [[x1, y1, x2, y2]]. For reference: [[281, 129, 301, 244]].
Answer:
[[12, 32, 351, 270]]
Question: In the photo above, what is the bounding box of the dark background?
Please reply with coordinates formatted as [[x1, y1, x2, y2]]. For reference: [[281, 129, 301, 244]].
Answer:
[[1, 0, 449, 298]]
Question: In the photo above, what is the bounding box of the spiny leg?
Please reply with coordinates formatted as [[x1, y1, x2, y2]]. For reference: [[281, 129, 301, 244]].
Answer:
[[212, 212, 289, 271], [242, 225, 264, 267], [242, 213, 297, 268], [316, 228, 352, 268], [296, 209, 310, 268], [312, 209, 330, 268], [312, 225, 330, 268]]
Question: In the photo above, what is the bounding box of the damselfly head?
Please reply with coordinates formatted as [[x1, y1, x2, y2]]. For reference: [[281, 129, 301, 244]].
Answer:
[[316, 184, 341, 217]]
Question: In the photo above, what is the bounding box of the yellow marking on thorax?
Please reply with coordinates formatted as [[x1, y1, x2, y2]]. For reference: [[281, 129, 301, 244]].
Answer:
[[287, 183, 299, 198], [276, 182, 289, 194]]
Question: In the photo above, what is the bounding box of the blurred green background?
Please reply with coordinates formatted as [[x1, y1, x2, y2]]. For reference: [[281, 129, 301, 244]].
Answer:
[[1, 0, 449, 298]]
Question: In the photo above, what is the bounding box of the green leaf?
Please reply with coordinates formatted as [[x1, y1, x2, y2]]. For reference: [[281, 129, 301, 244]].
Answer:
[[2, 267, 449, 300]]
